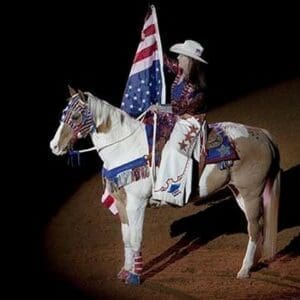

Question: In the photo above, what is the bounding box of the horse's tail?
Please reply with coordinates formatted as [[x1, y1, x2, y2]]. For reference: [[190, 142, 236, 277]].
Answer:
[[262, 129, 281, 260], [263, 169, 281, 259]]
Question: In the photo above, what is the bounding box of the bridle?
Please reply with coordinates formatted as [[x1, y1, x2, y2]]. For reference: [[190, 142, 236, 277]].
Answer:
[[61, 94, 95, 140], [61, 94, 155, 167], [61, 94, 97, 164]]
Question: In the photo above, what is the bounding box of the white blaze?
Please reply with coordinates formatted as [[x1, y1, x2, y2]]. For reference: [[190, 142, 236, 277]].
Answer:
[[50, 122, 65, 155]]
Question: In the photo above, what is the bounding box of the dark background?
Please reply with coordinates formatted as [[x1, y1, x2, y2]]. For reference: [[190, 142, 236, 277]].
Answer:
[[36, 0, 299, 224], [15, 1, 299, 298]]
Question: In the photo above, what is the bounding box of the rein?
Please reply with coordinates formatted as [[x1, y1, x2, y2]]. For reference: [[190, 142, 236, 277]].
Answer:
[[67, 102, 156, 177], [67, 146, 97, 167], [68, 106, 154, 161]]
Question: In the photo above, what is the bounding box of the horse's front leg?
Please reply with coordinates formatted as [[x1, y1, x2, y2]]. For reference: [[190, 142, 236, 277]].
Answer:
[[117, 223, 133, 282], [124, 193, 147, 285]]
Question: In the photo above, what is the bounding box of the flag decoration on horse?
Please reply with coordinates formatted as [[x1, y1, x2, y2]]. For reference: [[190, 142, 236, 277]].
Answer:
[[121, 5, 166, 117]]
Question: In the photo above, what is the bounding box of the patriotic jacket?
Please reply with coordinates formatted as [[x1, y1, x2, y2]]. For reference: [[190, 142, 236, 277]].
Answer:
[[164, 54, 206, 115]]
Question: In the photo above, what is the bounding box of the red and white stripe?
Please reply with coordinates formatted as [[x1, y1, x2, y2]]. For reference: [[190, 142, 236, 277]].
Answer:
[[134, 252, 143, 274], [129, 12, 158, 76], [128, 5, 166, 104], [101, 188, 118, 215]]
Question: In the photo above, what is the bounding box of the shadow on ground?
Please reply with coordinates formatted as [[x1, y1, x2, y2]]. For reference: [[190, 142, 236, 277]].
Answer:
[[143, 165, 300, 281]]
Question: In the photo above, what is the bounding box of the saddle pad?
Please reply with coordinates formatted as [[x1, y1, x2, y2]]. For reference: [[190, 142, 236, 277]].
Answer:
[[205, 124, 239, 164]]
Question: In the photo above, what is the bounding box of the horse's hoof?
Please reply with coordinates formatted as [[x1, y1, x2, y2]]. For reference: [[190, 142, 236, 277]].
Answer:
[[125, 272, 141, 285], [117, 268, 130, 282], [237, 270, 250, 279]]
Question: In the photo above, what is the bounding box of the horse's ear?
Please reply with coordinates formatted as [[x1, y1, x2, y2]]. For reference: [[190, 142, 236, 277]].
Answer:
[[78, 89, 87, 102], [68, 85, 77, 96]]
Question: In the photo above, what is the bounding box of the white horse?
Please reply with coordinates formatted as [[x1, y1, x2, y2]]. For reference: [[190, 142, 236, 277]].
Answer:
[[50, 88, 281, 285]]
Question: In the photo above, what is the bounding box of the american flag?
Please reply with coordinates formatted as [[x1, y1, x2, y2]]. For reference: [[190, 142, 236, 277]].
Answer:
[[121, 5, 166, 117]]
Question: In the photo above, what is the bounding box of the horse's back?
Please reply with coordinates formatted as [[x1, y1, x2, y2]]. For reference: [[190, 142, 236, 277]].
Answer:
[[221, 122, 279, 189], [220, 121, 278, 160]]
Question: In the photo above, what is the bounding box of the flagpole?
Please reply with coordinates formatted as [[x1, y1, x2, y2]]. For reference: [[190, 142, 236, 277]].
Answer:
[[151, 5, 166, 105]]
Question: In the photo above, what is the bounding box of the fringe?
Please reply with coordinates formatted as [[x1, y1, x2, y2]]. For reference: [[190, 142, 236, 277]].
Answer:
[[106, 165, 150, 189]]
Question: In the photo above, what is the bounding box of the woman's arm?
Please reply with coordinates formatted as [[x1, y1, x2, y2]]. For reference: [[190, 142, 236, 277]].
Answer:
[[186, 93, 206, 114], [171, 93, 206, 115]]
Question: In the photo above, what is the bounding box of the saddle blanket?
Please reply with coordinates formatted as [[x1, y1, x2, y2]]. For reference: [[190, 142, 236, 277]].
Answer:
[[205, 123, 238, 164]]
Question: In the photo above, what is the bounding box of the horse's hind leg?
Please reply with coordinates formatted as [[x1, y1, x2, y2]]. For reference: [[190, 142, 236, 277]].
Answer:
[[235, 193, 263, 278], [198, 164, 230, 198]]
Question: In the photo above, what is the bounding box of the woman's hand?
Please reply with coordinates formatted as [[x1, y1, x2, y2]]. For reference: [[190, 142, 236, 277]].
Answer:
[[149, 104, 160, 113]]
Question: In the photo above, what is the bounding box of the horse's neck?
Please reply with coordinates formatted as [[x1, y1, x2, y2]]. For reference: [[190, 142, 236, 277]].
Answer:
[[99, 125, 148, 170], [87, 94, 148, 169]]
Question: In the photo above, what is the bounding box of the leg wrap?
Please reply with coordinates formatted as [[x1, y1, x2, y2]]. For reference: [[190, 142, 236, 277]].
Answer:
[[134, 251, 143, 275]]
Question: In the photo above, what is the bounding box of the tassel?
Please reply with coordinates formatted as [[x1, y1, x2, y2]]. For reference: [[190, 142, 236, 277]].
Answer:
[[67, 150, 81, 167]]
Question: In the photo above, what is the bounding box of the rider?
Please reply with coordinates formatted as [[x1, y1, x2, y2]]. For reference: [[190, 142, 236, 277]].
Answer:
[[152, 39, 208, 115], [151, 39, 208, 206]]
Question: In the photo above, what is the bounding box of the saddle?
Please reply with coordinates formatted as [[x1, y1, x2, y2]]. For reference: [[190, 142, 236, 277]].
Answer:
[[142, 111, 207, 163]]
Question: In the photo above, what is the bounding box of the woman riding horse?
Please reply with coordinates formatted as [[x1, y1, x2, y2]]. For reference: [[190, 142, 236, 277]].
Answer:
[[50, 88, 280, 285]]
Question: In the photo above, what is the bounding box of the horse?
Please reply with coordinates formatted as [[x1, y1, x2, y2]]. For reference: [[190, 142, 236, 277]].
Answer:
[[50, 88, 281, 285]]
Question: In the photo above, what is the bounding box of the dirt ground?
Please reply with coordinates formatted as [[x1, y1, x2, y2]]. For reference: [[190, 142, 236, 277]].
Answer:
[[43, 78, 300, 299]]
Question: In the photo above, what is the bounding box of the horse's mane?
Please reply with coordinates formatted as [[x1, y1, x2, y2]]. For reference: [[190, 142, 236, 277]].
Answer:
[[86, 92, 116, 129], [86, 92, 142, 146]]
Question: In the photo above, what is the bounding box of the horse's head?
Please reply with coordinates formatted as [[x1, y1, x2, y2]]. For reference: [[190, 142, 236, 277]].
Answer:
[[50, 86, 95, 155]]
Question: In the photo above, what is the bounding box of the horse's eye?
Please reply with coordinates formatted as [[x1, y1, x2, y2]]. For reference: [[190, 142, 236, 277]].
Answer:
[[71, 112, 81, 121]]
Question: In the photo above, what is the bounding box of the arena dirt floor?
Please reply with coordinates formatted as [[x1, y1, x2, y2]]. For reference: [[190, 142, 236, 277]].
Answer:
[[43, 77, 300, 299]]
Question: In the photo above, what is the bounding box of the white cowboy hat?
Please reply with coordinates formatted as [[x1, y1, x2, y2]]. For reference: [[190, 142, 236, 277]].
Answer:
[[170, 40, 208, 64]]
